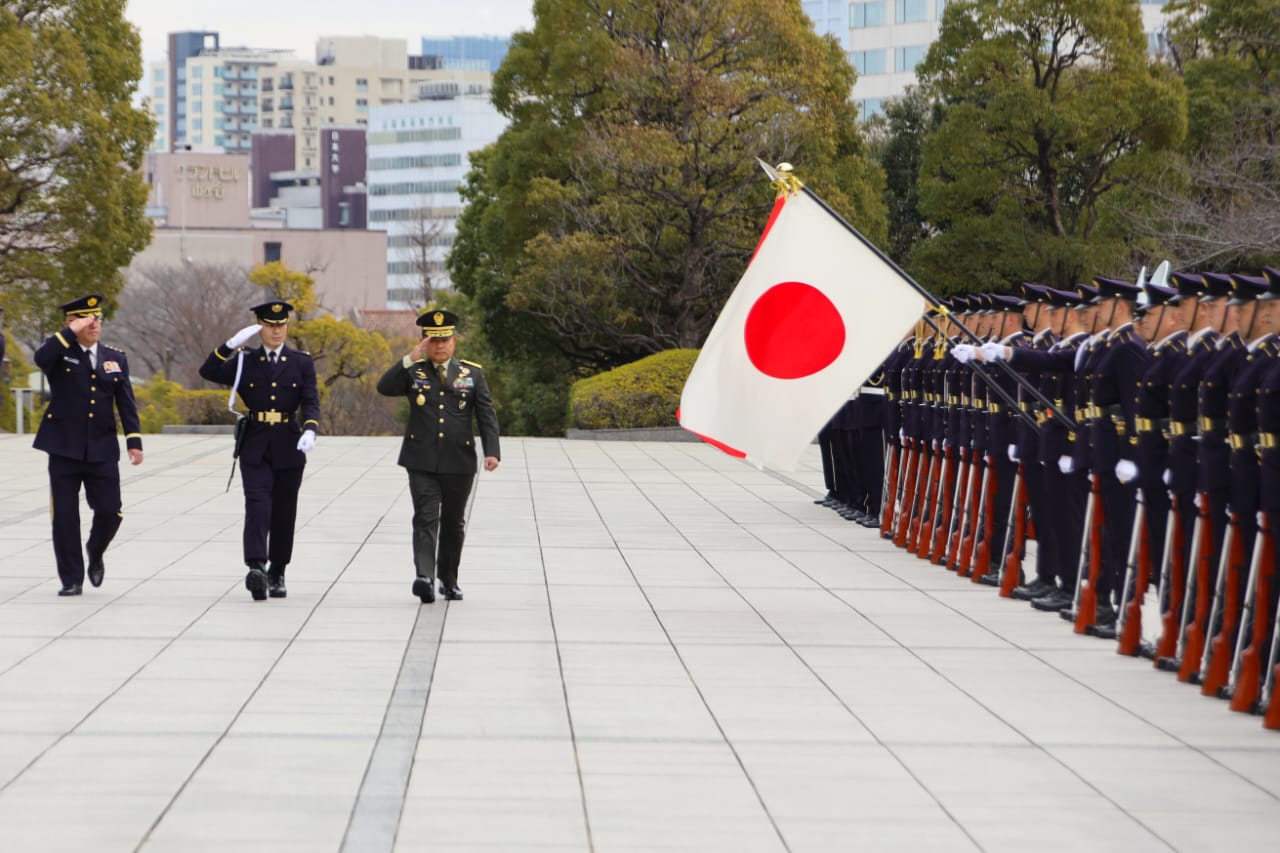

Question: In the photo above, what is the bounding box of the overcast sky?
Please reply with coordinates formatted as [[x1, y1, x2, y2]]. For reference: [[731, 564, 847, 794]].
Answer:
[[125, 0, 536, 65]]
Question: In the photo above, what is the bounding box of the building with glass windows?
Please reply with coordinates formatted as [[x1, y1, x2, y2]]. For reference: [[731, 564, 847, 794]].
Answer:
[[418, 36, 511, 73], [366, 95, 508, 307], [802, 1, 1176, 120]]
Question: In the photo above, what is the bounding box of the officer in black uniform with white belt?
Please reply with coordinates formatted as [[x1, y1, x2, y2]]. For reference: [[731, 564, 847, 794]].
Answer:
[[200, 301, 320, 601], [33, 294, 144, 596]]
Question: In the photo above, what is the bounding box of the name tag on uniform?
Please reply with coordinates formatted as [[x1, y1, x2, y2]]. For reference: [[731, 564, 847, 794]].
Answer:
[[102, 360, 122, 374], [63, 356, 80, 365]]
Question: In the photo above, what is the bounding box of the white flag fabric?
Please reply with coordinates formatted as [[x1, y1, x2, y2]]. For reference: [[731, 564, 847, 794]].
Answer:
[[679, 188, 924, 471]]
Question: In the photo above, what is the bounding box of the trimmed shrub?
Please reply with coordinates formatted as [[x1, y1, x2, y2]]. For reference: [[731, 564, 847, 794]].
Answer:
[[569, 349, 699, 430], [132, 375, 235, 432]]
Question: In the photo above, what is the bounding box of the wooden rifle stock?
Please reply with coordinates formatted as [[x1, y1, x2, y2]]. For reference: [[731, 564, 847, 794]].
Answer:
[[946, 450, 974, 572], [1154, 496, 1188, 663], [972, 454, 1000, 582], [930, 447, 957, 564], [957, 451, 985, 577], [1075, 473, 1105, 634], [1201, 513, 1245, 695], [1231, 517, 1273, 713], [912, 447, 941, 557], [881, 443, 902, 537], [999, 466, 1029, 597], [1178, 494, 1216, 681], [1117, 495, 1149, 655], [894, 440, 924, 547]]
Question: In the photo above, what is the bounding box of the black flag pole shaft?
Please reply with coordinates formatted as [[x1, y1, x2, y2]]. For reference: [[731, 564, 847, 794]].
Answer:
[[769, 165, 1072, 430]]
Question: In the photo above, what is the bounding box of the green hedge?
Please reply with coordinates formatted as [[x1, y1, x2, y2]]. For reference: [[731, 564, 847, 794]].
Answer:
[[568, 349, 699, 430], [131, 376, 236, 432]]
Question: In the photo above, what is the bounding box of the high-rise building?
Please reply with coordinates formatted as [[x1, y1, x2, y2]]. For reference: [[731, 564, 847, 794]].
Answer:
[[804, 1, 1177, 120], [166, 31, 219, 150], [366, 95, 508, 307], [418, 36, 511, 73]]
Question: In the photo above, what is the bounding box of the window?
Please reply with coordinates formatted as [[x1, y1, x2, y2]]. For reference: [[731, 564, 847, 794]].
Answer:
[[191, 66, 203, 78], [154, 85, 165, 100], [192, 100, 202, 112], [192, 118, 202, 130], [936, 0, 947, 17], [355, 78, 368, 91], [895, 0, 927, 23], [895, 44, 927, 72], [850, 1, 886, 27], [153, 102, 164, 115], [850, 49, 886, 75], [356, 98, 368, 113], [154, 68, 164, 81], [264, 242, 282, 263], [857, 99, 885, 121]]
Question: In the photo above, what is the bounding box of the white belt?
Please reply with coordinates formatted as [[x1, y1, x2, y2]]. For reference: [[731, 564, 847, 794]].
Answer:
[[858, 387, 886, 396]]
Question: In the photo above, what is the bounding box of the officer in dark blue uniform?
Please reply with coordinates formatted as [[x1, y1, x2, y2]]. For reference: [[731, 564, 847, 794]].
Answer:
[[33, 295, 144, 596], [199, 301, 320, 601], [377, 308, 501, 604]]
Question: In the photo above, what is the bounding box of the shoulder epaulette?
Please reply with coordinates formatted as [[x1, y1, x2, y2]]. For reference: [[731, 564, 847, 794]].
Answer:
[[459, 359, 483, 368], [101, 342, 126, 355]]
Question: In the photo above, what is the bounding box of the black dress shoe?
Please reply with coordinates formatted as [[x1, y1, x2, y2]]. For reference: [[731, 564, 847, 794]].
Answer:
[[1011, 578, 1056, 601], [439, 582, 463, 601], [87, 555, 104, 588], [1031, 588, 1074, 612], [57, 584, 82, 597], [245, 563, 268, 602], [267, 574, 287, 599], [412, 577, 436, 604], [976, 571, 1000, 587], [858, 516, 881, 528]]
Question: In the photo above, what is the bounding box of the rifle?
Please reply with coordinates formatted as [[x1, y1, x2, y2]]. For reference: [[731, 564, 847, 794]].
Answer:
[[1117, 493, 1151, 656], [918, 443, 947, 559], [1262, 606, 1280, 728], [1200, 512, 1246, 695], [1229, 516, 1272, 712], [1074, 473, 1105, 634], [894, 438, 925, 548], [930, 443, 958, 564], [1154, 497, 1189, 664], [947, 448, 975, 572], [909, 444, 940, 555], [998, 464, 1028, 597], [957, 450, 986, 577], [879, 436, 896, 532], [971, 453, 1000, 582], [1176, 494, 1216, 682]]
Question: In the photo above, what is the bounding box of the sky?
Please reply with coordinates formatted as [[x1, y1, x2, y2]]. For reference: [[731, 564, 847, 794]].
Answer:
[[124, 0, 537, 66]]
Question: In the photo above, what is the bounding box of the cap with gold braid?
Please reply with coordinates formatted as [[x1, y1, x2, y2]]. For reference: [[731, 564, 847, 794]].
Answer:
[[59, 294, 105, 318], [249, 300, 293, 326], [416, 308, 459, 338]]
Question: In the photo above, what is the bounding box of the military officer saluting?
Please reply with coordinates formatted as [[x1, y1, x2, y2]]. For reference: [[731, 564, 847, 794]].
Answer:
[[33, 294, 143, 596], [199, 301, 320, 601], [377, 308, 500, 604]]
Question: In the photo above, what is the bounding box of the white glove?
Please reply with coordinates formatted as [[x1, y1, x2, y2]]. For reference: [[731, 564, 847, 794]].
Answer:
[[1007, 444, 1018, 463], [980, 341, 1006, 362], [296, 430, 316, 454], [1194, 492, 1204, 510], [932, 438, 940, 451], [1115, 459, 1138, 483], [226, 324, 262, 349], [1259, 511, 1266, 528], [899, 427, 906, 443], [952, 343, 976, 364], [1058, 455, 1074, 474], [1162, 468, 1172, 487]]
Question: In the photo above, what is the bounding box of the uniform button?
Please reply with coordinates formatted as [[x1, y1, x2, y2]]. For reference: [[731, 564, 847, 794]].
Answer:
[[91, 386, 96, 392], [439, 418, 444, 423], [90, 399, 95, 405], [270, 395, 276, 400], [438, 432, 444, 438], [271, 382, 277, 387], [88, 413, 94, 418], [439, 404, 444, 409]]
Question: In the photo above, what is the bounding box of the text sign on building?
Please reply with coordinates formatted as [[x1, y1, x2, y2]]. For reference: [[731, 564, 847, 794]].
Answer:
[[177, 164, 242, 199]]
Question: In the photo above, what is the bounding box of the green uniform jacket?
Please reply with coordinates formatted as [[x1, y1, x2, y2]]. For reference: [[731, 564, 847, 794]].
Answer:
[[377, 355, 500, 474]]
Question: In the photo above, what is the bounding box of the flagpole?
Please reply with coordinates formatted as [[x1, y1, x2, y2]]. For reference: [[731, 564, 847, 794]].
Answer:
[[759, 160, 1071, 431]]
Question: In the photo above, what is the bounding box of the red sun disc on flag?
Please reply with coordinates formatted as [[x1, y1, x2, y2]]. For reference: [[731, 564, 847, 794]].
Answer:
[[744, 282, 845, 379]]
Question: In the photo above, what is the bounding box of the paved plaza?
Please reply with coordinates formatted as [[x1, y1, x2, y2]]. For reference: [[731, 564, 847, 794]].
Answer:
[[1, 433, 1279, 852]]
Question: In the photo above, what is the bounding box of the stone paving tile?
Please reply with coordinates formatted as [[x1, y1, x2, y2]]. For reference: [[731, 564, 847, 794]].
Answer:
[[1, 434, 1279, 853]]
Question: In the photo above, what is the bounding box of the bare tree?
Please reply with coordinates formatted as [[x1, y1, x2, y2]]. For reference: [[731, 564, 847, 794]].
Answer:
[[1123, 122, 1280, 269], [112, 262, 261, 386], [399, 201, 452, 305]]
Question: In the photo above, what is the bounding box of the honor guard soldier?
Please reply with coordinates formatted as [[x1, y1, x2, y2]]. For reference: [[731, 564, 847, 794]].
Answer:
[[33, 295, 143, 596], [377, 308, 500, 604], [199, 301, 320, 601]]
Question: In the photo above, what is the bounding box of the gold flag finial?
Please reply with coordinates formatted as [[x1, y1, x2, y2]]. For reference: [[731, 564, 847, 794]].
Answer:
[[771, 162, 804, 197]]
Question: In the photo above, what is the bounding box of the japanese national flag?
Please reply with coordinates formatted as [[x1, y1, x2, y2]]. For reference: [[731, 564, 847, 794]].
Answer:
[[679, 179, 924, 471]]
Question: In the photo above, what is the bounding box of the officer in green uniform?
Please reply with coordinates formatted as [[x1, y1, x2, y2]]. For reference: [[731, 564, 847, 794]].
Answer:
[[377, 308, 500, 603]]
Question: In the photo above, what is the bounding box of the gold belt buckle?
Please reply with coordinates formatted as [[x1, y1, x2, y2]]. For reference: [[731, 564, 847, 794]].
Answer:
[[263, 410, 283, 424]]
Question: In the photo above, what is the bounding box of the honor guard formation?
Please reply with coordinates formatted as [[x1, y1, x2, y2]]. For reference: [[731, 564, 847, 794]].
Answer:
[[817, 267, 1280, 732]]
